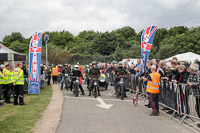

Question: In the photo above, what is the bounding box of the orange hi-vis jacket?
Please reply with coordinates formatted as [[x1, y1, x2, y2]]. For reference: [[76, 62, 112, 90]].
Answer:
[[146, 72, 160, 94], [52, 67, 58, 76]]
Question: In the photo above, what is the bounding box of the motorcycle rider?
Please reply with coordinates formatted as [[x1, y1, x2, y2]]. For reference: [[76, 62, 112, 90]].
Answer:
[[61, 64, 71, 90], [70, 65, 85, 95], [114, 62, 127, 97], [88, 61, 101, 96]]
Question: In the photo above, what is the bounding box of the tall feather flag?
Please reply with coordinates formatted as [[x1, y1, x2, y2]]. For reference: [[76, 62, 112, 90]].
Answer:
[[28, 32, 43, 94], [141, 26, 157, 71]]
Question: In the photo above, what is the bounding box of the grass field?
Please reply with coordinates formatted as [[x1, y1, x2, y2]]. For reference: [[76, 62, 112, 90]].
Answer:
[[0, 85, 52, 133]]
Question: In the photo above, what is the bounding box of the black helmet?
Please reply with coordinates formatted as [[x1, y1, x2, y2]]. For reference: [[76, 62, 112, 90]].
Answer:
[[92, 61, 97, 65]]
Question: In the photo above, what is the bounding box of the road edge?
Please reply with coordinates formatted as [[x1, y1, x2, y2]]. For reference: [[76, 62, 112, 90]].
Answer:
[[32, 84, 64, 133]]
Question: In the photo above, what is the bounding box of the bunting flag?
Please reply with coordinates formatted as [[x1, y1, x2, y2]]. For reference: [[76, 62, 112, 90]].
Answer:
[[141, 26, 157, 71], [28, 32, 43, 94]]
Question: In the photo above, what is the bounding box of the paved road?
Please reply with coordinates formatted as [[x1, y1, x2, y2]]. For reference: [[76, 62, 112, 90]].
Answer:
[[56, 84, 194, 133]]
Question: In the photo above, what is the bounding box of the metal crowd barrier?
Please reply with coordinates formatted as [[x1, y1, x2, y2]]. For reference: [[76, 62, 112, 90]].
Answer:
[[127, 74, 200, 123]]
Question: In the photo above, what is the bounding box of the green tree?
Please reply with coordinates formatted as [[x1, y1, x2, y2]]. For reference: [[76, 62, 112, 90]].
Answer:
[[9, 40, 29, 54], [2, 32, 24, 47], [93, 32, 118, 55], [168, 26, 188, 37]]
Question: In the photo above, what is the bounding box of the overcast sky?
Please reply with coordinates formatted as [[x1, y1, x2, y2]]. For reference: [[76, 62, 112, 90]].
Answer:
[[0, 0, 200, 41]]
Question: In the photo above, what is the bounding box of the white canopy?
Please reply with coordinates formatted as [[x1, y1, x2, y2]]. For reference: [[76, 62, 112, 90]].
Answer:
[[0, 43, 26, 61], [165, 52, 200, 62]]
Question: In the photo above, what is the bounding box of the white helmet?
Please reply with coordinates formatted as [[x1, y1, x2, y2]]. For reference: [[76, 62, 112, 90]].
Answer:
[[74, 65, 79, 68]]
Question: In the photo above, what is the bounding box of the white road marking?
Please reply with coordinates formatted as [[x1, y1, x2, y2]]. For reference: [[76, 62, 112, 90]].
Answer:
[[108, 93, 112, 96], [64, 96, 133, 102], [96, 97, 113, 109]]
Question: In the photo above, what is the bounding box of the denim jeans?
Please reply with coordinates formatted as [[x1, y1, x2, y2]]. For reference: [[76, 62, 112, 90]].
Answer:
[[61, 76, 71, 89]]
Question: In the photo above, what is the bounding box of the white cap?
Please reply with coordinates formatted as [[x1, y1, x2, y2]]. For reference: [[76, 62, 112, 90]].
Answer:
[[0, 64, 5, 67]]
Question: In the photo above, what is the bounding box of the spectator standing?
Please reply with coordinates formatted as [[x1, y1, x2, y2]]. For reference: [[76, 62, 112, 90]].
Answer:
[[158, 61, 166, 78], [134, 59, 142, 75], [0, 64, 5, 72], [3, 64, 13, 103], [12, 63, 25, 105], [165, 62, 174, 81], [175, 65, 190, 114], [46, 64, 52, 85], [187, 63, 200, 127], [0, 69, 4, 103], [171, 60, 180, 81], [143, 65, 160, 116], [52, 65, 58, 84], [194, 59, 200, 71], [22, 62, 27, 76], [129, 65, 136, 74]]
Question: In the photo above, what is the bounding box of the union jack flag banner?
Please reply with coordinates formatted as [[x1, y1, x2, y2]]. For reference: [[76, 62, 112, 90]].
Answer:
[[28, 32, 43, 94], [141, 26, 157, 71]]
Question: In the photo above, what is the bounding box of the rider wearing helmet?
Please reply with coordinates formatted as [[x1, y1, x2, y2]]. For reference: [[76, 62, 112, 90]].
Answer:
[[114, 62, 127, 97], [88, 61, 101, 96], [60, 63, 71, 90], [70, 65, 85, 95]]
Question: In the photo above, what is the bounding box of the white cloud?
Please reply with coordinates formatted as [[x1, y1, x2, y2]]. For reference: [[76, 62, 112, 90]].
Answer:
[[153, 0, 191, 10], [0, 0, 200, 41]]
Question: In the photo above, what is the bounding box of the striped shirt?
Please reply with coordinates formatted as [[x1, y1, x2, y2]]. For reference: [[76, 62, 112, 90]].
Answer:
[[187, 71, 200, 97]]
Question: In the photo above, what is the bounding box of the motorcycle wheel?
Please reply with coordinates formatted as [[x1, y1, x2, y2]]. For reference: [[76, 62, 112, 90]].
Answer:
[[75, 84, 79, 97], [65, 80, 68, 91], [121, 86, 124, 100], [94, 86, 97, 98]]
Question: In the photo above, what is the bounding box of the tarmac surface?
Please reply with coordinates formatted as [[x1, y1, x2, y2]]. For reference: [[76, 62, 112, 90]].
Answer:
[[56, 84, 195, 133]]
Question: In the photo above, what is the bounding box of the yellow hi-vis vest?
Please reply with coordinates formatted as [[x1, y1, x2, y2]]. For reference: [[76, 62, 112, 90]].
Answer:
[[12, 67, 24, 85], [3, 68, 12, 84], [146, 72, 160, 94], [0, 71, 4, 84]]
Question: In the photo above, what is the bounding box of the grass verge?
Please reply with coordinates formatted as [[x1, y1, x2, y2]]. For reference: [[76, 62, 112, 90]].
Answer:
[[0, 85, 52, 133]]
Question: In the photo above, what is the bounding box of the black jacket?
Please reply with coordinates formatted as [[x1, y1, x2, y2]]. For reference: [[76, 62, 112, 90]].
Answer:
[[177, 70, 189, 84], [129, 68, 136, 74], [71, 69, 82, 77], [172, 68, 180, 81], [89, 67, 100, 79], [166, 68, 174, 81], [140, 67, 152, 85], [46, 67, 52, 76], [159, 67, 166, 77], [61, 68, 71, 76], [140, 67, 151, 77], [22, 66, 27, 75], [115, 67, 127, 76]]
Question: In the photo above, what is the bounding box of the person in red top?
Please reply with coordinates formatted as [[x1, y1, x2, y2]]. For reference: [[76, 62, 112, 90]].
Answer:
[[77, 62, 83, 74], [58, 65, 62, 73]]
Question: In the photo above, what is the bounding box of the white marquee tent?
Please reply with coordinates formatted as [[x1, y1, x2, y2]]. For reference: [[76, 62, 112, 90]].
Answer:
[[165, 52, 200, 62], [0, 43, 26, 62]]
